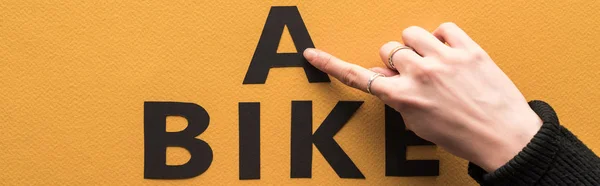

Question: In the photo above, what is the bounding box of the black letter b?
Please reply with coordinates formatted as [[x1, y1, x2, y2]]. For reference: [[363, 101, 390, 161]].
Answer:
[[144, 102, 213, 179]]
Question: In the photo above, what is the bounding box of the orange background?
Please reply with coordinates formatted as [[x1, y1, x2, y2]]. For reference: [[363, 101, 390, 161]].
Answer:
[[1, 0, 599, 185]]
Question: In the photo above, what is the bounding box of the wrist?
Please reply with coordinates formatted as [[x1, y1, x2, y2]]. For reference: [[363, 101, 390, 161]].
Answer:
[[473, 110, 543, 172]]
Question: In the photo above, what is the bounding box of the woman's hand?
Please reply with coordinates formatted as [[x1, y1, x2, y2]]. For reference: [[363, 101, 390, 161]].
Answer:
[[303, 22, 543, 172]]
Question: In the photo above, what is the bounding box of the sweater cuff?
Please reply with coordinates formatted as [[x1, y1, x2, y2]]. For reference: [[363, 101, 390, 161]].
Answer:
[[467, 100, 561, 185]]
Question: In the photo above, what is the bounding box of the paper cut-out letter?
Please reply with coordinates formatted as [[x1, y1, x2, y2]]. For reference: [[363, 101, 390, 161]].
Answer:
[[385, 105, 439, 176], [291, 101, 365, 178], [239, 102, 261, 180], [144, 102, 213, 179], [243, 6, 330, 84]]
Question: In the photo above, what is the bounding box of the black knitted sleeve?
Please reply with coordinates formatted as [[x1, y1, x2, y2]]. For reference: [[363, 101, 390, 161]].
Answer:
[[467, 100, 600, 185]]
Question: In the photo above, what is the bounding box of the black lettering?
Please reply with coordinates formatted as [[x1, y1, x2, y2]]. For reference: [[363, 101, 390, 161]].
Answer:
[[291, 101, 365, 178], [239, 102, 261, 180], [385, 105, 439, 176], [144, 102, 213, 179], [243, 6, 330, 84]]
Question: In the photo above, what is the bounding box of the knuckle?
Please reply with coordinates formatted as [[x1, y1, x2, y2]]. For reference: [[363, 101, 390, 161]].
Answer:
[[378, 85, 396, 100], [446, 52, 464, 62], [450, 49, 488, 64], [438, 49, 455, 59], [469, 49, 489, 61], [412, 63, 443, 82], [442, 49, 471, 63], [417, 65, 436, 77], [388, 92, 406, 105], [383, 90, 407, 109], [342, 65, 359, 87], [379, 90, 392, 101]]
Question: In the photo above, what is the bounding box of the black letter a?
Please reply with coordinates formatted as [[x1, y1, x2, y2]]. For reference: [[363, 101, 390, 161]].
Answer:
[[243, 6, 330, 84]]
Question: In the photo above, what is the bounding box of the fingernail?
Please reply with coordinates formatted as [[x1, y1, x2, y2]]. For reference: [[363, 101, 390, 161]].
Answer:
[[304, 48, 317, 61]]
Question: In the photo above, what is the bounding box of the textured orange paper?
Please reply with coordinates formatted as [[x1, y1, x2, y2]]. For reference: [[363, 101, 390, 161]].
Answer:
[[1, 1, 599, 185]]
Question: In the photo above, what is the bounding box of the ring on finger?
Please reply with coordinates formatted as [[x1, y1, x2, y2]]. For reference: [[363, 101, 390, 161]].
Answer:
[[388, 46, 414, 70], [367, 73, 385, 95]]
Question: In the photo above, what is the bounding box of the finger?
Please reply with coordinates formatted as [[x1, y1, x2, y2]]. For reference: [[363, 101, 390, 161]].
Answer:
[[369, 67, 398, 77], [432, 22, 480, 49], [402, 26, 450, 56], [304, 48, 392, 95], [379, 41, 423, 74]]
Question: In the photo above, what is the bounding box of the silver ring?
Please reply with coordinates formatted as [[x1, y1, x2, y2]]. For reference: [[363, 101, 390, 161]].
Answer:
[[388, 46, 413, 70], [367, 73, 385, 95]]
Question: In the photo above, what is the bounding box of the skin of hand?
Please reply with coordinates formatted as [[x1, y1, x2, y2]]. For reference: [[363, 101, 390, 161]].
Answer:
[[302, 22, 543, 173]]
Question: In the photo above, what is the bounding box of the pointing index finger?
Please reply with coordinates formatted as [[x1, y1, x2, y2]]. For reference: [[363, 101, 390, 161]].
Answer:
[[303, 48, 389, 96]]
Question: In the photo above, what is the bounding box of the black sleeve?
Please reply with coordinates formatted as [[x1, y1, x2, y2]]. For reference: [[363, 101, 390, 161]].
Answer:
[[467, 100, 600, 186]]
